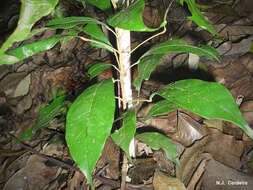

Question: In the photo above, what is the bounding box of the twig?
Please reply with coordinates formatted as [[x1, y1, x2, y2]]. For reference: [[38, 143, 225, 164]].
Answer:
[[6, 133, 151, 189], [130, 0, 174, 54], [110, 0, 117, 9], [105, 25, 118, 37], [78, 36, 118, 53], [130, 26, 167, 54], [7, 132, 81, 173], [128, 60, 139, 70], [121, 154, 128, 190]]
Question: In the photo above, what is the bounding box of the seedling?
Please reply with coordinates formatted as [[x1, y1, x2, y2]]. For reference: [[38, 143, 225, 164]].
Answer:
[[1, 0, 252, 189]]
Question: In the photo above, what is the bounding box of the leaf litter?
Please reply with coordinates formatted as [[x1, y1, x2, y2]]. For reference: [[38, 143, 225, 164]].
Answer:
[[1, 0, 253, 189]]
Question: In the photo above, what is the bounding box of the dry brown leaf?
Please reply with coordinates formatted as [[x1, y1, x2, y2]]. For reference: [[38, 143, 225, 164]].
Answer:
[[153, 170, 186, 190], [201, 153, 253, 190], [0, 72, 27, 97], [128, 158, 157, 184], [186, 158, 208, 190], [68, 171, 83, 190], [240, 100, 253, 128], [209, 57, 253, 99], [178, 136, 209, 186], [97, 137, 120, 180], [3, 155, 58, 190], [205, 128, 245, 170], [175, 112, 207, 147], [241, 53, 253, 74], [153, 150, 176, 175], [203, 119, 223, 131]]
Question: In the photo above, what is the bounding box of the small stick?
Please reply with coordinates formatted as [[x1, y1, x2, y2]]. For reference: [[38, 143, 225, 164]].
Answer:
[[7, 132, 81, 173]]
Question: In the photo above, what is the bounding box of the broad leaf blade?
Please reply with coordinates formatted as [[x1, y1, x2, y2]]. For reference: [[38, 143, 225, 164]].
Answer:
[[88, 62, 111, 79], [145, 100, 179, 120], [136, 132, 180, 168], [157, 79, 253, 139], [0, 0, 59, 55], [111, 109, 136, 162], [4, 35, 63, 64], [65, 79, 115, 189], [134, 54, 163, 91], [83, 23, 113, 52], [46, 16, 106, 29], [180, 0, 218, 35], [145, 40, 220, 61], [134, 39, 220, 91], [107, 0, 166, 32], [86, 0, 111, 11], [33, 95, 67, 132]]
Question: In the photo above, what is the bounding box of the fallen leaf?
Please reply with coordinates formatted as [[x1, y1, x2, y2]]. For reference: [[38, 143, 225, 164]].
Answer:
[[201, 153, 253, 190], [13, 74, 31, 98], [186, 158, 208, 190], [3, 155, 58, 190], [153, 170, 186, 190]]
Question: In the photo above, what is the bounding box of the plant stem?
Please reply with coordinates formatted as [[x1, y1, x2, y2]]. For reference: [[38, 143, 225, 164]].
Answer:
[[116, 28, 133, 110]]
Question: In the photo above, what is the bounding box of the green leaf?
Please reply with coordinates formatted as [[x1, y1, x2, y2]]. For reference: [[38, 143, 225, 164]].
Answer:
[[145, 40, 220, 60], [157, 79, 253, 139], [111, 109, 136, 162], [2, 35, 63, 65], [33, 95, 67, 132], [180, 0, 218, 35], [46, 16, 106, 29], [134, 54, 163, 91], [18, 126, 33, 141], [0, 0, 59, 55], [145, 100, 179, 120], [88, 62, 111, 79], [134, 39, 220, 91], [136, 132, 180, 168], [86, 0, 111, 11], [107, 0, 166, 31], [65, 79, 115, 189], [83, 23, 113, 52]]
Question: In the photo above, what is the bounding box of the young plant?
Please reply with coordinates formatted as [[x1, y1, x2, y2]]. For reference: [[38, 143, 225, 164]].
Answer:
[[1, 0, 252, 189]]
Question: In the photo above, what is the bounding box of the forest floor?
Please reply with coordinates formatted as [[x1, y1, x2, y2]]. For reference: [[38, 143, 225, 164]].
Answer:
[[0, 0, 253, 189]]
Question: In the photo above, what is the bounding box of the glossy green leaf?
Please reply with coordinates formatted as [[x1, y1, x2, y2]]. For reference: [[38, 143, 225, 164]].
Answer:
[[134, 39, 220, 91], [144, 40, 220, 60], [157, 79, 253, 139], [2, 35, 63, 65], [88, 62, 111, 79], [65, 79, 115, 189], [0, 0, 59, 55], [83, 23, 113, 52], [46, 16, 105, 29], [145, 100, 179, 120], [33, 95, 67, 132], [107, 0, 166, 31], [86, 0, 111, 11], [111, 109, 136, 162], [136, 132, 180, 168], [134, 54, 163, 91], [180, 0, 218, 35]]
